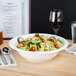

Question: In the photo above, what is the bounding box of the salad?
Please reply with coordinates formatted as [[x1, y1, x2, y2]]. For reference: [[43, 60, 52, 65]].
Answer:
[[17, 33, 63, 51]]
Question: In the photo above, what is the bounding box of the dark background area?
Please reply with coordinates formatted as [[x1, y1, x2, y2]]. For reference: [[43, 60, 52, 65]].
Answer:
[[31, 0, 76, 39]]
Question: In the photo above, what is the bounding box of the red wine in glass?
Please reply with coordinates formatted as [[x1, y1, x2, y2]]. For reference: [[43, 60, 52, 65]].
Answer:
[[49, 9, 63, 35]]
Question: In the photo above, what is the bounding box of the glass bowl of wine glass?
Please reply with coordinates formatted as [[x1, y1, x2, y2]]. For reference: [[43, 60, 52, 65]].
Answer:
[[49, 9, 63, 35]]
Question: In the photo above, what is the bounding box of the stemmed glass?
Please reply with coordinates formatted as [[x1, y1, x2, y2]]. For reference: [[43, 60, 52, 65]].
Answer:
[[49, 9, 63, 35]]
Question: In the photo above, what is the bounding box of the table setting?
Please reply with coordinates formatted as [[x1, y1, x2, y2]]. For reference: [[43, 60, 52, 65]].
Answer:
[[0, 40, 76, 76], [0, 8, 76, 76]]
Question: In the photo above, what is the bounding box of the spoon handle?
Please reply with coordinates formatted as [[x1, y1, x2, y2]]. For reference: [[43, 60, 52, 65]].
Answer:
[[8, 55, 15, 64]]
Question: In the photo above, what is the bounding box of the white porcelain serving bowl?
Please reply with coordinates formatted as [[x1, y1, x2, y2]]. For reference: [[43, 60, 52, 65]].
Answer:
[[9, 33, 69, 62]]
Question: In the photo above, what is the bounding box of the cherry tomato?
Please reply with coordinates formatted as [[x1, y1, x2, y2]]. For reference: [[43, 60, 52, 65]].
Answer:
[[49, 39, 54, 43], [20, 41, 28, 44], [34, 35, 41, 40], [40, 38, 45, 42], [20, 41, 26, 43], [54, 43, 59, 48], [34, 35, 39, 37], [30, 47, 35, 51]]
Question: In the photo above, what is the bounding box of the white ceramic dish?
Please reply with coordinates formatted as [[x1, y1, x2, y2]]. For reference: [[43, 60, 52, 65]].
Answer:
[[9, 33, 69, 62]]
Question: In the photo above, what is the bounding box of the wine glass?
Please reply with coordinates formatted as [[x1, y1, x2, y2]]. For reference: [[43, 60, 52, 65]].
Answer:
[[49, 9, 63, 35]]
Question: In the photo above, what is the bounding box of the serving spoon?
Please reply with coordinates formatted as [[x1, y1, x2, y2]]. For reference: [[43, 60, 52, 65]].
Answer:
[[2, 47, 15, 64]]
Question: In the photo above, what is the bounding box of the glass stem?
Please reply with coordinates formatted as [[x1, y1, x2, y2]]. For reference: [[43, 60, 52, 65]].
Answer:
[[54, 30, 58, 35]]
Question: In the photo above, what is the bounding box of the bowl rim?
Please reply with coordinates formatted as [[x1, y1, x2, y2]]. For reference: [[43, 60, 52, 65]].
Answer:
[[9, 33, 69, 54]]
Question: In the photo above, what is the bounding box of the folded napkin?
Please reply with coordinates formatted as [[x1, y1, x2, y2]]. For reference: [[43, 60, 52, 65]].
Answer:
[[0, 50, 17, 67], [64, 44, 76, 55]]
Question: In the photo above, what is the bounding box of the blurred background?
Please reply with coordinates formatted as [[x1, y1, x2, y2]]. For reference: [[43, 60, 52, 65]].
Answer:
[[31, 0, 76, 39]]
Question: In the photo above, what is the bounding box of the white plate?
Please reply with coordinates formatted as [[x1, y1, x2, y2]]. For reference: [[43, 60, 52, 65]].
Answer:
[[9, 33, 69, 62]]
